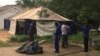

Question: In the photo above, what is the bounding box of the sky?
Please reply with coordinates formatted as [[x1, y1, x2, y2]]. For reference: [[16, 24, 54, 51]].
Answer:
[[0, 0, 16, 6]]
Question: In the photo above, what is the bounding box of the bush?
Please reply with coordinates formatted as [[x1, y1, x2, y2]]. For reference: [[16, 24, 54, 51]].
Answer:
[[10, 35, 28, 42], [0, 41, 10, 47], [9, 32, 84, 44], [10, 32, 100, 44], [10, 35, 53, 43], [43, 35, 53, 43], [69, 32, 83, 44], [94, 43, 100, 51]]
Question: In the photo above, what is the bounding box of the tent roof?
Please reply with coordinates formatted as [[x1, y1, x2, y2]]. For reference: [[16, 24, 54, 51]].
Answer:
[[11, 6, 71, 21]]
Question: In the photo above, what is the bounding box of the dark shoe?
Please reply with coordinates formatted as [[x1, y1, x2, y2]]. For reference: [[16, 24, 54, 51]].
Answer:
[[62, 46, 68, 49], [84, 50, 88, 52], [54, 51, 60, 53], [62, 46, 66, 48]]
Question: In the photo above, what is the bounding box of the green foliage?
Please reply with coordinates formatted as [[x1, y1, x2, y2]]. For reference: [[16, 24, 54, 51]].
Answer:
[[10, 35, 53, 43], [94, 43, 100, 51], [0, 41, 10, 47], [16, 0, 35, 8], [10, 32, 100, 44], [90, 32, 100, 38], [10, 35, 28, 42], [69, 32, 100, 44], [47, 0, 100, 25], [16, 0, 100, 25], [47, 0, 82, 20], [69, 32, 83, 44], [10, 33, 84, 44], [16, 0, 47, 8], [33, 35, 53, 43]]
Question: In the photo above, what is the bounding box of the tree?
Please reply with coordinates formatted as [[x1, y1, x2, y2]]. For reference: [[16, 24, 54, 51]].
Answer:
[[16, 0, 35, 8], [48, 0, 100, 28], [16, 0, 48, 8], [16, 0, 100, 29]]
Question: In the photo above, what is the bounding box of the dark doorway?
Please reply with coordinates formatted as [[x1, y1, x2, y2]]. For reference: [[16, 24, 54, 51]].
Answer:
[[16, 20, 25, 34], [4, 19, 10, 31], [16, 19, 36, 35]]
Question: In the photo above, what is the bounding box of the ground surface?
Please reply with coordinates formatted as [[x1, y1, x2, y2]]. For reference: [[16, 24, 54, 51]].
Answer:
[[0, 30, 100, 56], [0, 30, 11, 42], [0, 45, 100, 56]]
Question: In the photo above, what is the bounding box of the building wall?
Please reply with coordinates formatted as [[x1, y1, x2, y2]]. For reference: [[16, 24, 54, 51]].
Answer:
[[0, 8, 22, 29]]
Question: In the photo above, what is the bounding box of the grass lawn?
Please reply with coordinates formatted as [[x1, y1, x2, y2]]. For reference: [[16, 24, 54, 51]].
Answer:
[[0, 41, 10, 47], [9, 31, 100, 44], [69, 32, 83, 44], [1, 31, 100, 51], [10, 32, 83, 43], [10, 35, 53, 43]]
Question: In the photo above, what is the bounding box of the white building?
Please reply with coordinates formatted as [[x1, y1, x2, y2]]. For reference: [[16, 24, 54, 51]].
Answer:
[[0, 5, 23, 29]]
